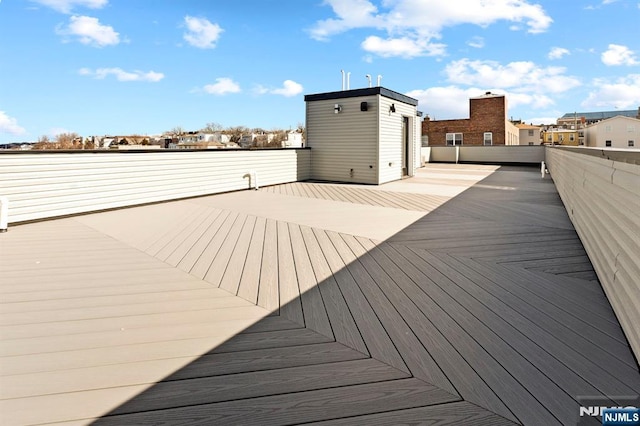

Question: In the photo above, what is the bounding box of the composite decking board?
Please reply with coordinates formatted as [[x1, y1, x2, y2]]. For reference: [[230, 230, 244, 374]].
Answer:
[[377, 243, 559, 426], [313, 229, 409, 374], [176, 209, 232, 272], [219, 215, 258, 295], [106, 358, 409, 416], [257, 219, 279, 314], [0, 317, 265, 357], [143, 204, 211, 256], [211, 327, 334, 354], [0, 288, 234, 315], [0, 304, 265, 341], [188, 210, 240, 279], [236, 216, 266, 304], [240, 315, 302, 333], [406, 249, 636, 403], [301, 226, 369, 354], [563, 270, 599, 281], [163, 208, 225, 267], [203, 213, 249, 288], [3, 332, 329, 376], [356, 239, 518, 423], [308, 401, 518, 426], [342, 234, 459, 397], [153, 206, 217, 262], [277, 221, 305, 326], [166, 341, 368, 381], [459, 256, 631, 346], [0, 294, 254, 326], [90, 378, 459, 426], [288, 223, 334, 339]]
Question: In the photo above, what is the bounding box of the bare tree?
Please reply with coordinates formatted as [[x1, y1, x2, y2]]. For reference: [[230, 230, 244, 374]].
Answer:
[[54, 132, 82, 149], [166, 126, 185, 137], [226, 126, 250, 143], [201, 122, 223, 133], [32, 135, 52, 150]]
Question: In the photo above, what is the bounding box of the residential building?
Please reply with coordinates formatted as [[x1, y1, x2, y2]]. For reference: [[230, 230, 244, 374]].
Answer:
[[540, 128, 579, 146], [422, 92, 519, 146], [557, 107, 640, 127], [584, 115, 640, 149], [283, 130, 304, 148], [515, 123, 541, 146], [305, 86, 421, 184]]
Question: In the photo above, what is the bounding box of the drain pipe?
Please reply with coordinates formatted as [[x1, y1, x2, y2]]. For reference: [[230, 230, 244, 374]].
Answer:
[[0, 196, 8, 233], [541, 161, 547, 178], [249, 170, 259, 190]]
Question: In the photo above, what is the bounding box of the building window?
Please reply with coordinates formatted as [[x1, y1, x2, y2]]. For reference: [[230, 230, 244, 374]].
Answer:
[[605, 125, 612, 133], [629, 140, 635, 147], [559, 134, 564, 142], [570, 134, 575, 141], [528, 142, 534, 146], [606, 140, 612, 147], [528, 129, 534, 136], [547, 134, 552, 142], [446, 133, 463, 146], [628, 126, 635, 132], [483, 132, 493, 145]]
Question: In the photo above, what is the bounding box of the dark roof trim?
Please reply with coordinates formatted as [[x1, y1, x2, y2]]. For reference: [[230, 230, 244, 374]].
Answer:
[[304, 87, 418, 106], [559, 110, 637, 119]]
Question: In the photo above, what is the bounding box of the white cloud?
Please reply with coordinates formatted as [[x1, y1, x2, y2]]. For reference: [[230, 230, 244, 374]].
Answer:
[[270, 80, 304, 97], [203, 78, 241, 95], [581, 74, 640, 108], [601, 44, 639, 66], [407, 86, 555, 120], [79, 67, 164, 82], [445, 58, 581, 93], [0, 111, 27, 135], [183, 16, 223, 49], [548, 47, 570, 60], [310, 0, 552, 57], [56, 15, 119, 47], [30, 0, 107, 14], [467, 36, 485, 49], [361, 36, 446, 58]]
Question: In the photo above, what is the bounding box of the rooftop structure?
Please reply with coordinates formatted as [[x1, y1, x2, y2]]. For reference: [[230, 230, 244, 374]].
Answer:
[[557, 108, 640, 127], [1, 159, 638, 425]]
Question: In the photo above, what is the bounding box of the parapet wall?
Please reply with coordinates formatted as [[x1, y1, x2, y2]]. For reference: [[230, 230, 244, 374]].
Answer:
[[422, 145, 544, 164], [545, 146, 640, 361], [0, 149, 311, 224]]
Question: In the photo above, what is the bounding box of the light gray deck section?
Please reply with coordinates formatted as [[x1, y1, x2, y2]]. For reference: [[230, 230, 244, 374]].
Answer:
[[1, 164, 638, 425]]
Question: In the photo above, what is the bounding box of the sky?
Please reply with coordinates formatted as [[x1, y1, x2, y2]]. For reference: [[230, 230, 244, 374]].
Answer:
[[1, 0, 640, 142]]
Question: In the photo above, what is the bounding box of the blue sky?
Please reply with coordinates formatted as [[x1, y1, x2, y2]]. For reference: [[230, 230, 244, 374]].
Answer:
[[1, 0, 639, 142]]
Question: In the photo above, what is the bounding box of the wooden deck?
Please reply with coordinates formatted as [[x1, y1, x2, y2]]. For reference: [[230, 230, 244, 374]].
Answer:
[[1, 164, 638, 425]]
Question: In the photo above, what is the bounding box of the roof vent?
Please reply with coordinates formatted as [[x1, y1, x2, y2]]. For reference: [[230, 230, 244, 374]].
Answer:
[[485, 91, 491, 95]]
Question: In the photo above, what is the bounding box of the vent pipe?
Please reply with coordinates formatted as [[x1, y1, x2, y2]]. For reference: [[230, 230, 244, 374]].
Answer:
[[341, 70, 345, 90], [377, 75, 382, 86], [366, 74, 372, 87], [346, 72, 351, 90], [0, 196, 8, 232]]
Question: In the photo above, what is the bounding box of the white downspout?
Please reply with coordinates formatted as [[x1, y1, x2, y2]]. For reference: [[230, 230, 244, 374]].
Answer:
[[249, 170, 259, 190], [0, 196, 8, 232]]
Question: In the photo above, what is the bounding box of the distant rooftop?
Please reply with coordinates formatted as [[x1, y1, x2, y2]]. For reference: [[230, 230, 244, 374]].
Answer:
[[559, 109, 638, 121]]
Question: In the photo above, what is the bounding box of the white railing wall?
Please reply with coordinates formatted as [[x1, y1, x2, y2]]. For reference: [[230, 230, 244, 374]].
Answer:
[[423, 145, 544, 164], [545, 147, 640, 361], [0, 149, 311, 224]]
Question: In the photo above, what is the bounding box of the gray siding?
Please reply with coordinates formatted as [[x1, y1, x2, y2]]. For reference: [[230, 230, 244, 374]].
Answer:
[[306, 97, 378, 184], [378, 97, 419, 184], [0, 149, 311, 224], [546, 147, 640, 361]]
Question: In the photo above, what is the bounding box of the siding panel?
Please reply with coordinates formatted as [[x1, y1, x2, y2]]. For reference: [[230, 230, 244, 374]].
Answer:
[[0, 149, 311, 224], [545, 147, 640, 361]]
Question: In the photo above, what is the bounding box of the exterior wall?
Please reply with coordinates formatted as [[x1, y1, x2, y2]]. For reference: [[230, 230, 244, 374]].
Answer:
[[585, 116, 640, 149], [422, 94, 510, 146], [0, 149, 311, 224], [426, 146, 544, 164], [518, 127, 541, 145], [306, 96, 378, 184], [541, 129, 579, 146], [378, 96, 420, 184], [545, 147, 640, 361], [505, 121, 520, 145]]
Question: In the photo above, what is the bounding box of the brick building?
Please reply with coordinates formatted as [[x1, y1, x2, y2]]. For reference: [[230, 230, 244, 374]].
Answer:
[[422, 92, 519, 146]]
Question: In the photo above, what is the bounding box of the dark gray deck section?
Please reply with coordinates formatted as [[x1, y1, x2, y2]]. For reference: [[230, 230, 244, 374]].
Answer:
[[1, 165, 638, 426]]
